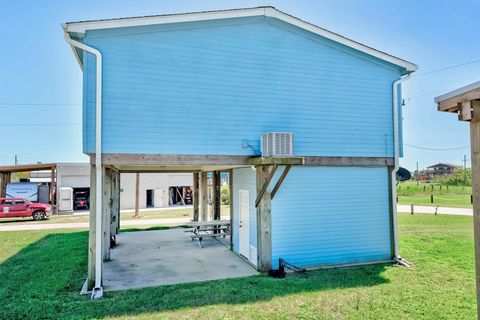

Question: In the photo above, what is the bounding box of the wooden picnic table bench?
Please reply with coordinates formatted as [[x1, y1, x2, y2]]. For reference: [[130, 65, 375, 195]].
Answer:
[[186, 220, 231, 248]]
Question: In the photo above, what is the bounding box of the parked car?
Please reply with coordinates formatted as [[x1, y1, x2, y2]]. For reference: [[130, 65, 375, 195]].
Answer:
[[0, 198, 51, 220], [74, 191, 89, 210]]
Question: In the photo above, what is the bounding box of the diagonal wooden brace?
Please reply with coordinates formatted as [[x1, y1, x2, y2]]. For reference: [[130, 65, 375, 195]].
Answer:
[[255, 164, 278, 207], [270, 164, 292, 200]]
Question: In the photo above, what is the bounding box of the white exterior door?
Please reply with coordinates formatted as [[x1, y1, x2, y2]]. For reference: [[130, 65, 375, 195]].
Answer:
[[239, 189, 250, 258]]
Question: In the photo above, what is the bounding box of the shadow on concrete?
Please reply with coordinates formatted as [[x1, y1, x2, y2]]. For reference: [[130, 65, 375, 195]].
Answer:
[[0, 230, 390, 319]]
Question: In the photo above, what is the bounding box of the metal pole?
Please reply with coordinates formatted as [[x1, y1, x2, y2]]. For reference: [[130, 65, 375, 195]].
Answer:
[[416, 161, 419, 186]]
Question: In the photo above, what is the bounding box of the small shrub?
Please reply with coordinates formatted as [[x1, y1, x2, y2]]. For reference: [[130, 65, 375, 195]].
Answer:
[[221, 185, 230, 205]]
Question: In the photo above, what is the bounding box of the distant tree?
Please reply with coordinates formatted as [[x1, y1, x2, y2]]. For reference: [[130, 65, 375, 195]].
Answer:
[[438, 168, 472, 187]]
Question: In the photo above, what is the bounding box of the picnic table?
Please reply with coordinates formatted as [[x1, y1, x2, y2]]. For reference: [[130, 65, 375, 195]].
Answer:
[[186, 220, 231, 248]]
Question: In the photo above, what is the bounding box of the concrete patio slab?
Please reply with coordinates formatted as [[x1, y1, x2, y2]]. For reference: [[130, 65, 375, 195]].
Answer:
[[102, 228, 258, 292]]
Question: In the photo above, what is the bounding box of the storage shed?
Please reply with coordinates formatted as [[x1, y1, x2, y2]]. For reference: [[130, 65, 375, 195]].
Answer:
[[62, 7, 416, 298]]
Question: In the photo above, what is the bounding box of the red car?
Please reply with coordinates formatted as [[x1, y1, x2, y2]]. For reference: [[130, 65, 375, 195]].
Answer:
[[0, 198, 51, 220]]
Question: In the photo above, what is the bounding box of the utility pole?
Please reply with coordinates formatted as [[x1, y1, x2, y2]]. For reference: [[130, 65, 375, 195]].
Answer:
[[416, 161, 419, 186], [14, 155, 18, 165]]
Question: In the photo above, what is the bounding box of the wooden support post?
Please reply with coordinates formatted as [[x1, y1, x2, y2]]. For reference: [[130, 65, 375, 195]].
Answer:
[[134, 172, 140, 217], [102, 167, 112, 261], [111, 170, 120, 240], [0, 173, 5, 198], [200, 172, 208, 221], [228, 169, 234, 250], [49, 167, 55, 206], [411, 204, 414, 215], [87, 164, 97, 290], [470, 102, 480, 318], [193, 172, 199, 221], [213, 171, 221, 221], [256, 165, 272, 272]]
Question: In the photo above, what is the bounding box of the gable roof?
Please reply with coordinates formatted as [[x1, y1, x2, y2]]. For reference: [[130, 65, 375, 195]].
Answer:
[[427, 163, 460, 169], [63, 6, 417, 72]]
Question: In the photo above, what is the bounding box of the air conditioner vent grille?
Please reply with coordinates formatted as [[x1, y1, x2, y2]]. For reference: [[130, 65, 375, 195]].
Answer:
[[261, 132, 294, 157]]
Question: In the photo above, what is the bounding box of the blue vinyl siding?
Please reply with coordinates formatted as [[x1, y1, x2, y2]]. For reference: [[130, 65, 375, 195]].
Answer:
[[81, 16, 404, 156], [231, 167, 257, 258], [271, 166, 392, 268]]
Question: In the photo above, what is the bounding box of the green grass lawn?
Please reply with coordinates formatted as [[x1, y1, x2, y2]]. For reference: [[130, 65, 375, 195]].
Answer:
[[0, 214, 476, 319], [397, 182, 473, 208]]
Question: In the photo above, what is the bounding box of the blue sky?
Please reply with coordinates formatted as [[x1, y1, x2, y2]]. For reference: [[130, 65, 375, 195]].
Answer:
[[1, 0, 478, 170]]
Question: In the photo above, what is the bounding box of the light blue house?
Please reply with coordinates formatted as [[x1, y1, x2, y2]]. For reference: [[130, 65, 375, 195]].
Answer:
[[63, 7, 416, 297]]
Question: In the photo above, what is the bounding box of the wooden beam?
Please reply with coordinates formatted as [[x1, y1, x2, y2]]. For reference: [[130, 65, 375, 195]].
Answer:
[[134, 172, 140, 217], [470, 101, 480, 317], [438, 88, 480, 112], [200, 172, 208, 221], [99, 154, 250, 166], [94, 154, 394, 169], [0, 163, 56, 173], [255, 164, 278, 208], [247, 156, 304, 166], [270, 165, 292, 200], [304, 156, 394, 167], [193, 172, 199, 222], [459, 100, 473, 121], [213, 171, 221, 221], [256, 165, 272, 272]]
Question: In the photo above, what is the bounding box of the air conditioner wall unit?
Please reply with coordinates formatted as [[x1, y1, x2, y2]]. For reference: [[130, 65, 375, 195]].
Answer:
[[261, 132, 294, 157]]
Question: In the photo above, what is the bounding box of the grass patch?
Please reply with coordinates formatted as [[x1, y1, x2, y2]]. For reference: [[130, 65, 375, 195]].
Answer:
[[0, 214, 476, 319], [397, 182, 472, 208]]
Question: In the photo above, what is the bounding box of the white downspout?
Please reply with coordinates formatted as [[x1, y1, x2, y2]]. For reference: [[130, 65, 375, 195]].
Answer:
[[63, 31, 104, 299], [391, 73, 413, 262]]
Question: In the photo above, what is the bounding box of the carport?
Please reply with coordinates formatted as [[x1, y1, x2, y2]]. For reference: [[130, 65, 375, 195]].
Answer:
[[85, 154, 298, 296], [85, 155, 247, 294], [0, 163, 57, 205]]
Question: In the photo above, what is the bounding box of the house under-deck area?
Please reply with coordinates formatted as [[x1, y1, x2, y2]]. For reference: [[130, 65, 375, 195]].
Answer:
[[102, 228, 258, 291]]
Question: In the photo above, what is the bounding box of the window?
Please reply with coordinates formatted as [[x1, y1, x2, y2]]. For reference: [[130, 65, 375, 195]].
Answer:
[[15, 200, 25, 205]]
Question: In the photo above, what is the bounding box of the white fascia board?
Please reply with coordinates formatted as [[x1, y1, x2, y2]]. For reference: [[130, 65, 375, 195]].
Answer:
[[434, 80, 480, 103], [64, 7, 417, 72], [65, 7, 267, 34]]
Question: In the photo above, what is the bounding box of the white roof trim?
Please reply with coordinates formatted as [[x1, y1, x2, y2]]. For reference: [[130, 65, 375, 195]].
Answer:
[[434, 80, 480, 103], [64, 6, 417, 72]]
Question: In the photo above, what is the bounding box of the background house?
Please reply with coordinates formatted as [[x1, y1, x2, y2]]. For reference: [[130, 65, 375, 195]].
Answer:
[[427, 163, 460, 177]]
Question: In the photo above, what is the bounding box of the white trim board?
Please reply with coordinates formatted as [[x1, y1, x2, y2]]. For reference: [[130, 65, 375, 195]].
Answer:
[[435, 80, 480, 103], [63, 6, 417, 72]]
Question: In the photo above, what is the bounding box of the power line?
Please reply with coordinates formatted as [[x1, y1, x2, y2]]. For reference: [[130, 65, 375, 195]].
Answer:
[[412, 58, 480, 78], [0, 103, 81, 106], [404, 143, 470, 151], [0, 123, 81, 127], [406, 87, 459, 101]]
